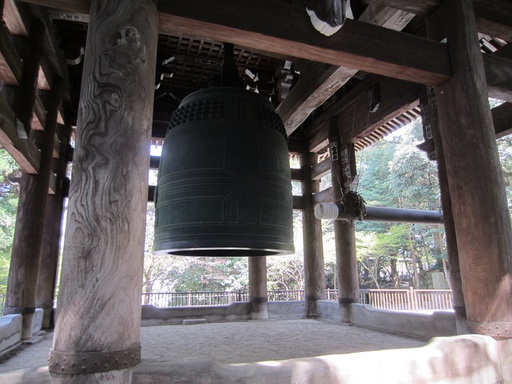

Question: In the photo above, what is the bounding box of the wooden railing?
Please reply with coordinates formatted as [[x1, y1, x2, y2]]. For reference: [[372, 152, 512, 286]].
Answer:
[[361, 288, 453, 312], [141, 288, 453, 312], [141, 290, 249, 308]]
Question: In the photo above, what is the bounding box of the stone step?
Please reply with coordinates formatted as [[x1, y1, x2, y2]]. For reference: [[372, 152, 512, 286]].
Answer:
[[183, 319, 208, 325]]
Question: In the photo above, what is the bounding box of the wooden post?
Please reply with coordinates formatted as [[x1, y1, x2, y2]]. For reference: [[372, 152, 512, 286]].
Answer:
[[301, 151, 326, 318], [420, 88, 467, 334], [434, 0, 512, 339], [328, 120, 359, 323], [36, 124, 71, 329], [3, 79, 62, 340], [49, 0, 158, 382], [249, 256, 268, 320]]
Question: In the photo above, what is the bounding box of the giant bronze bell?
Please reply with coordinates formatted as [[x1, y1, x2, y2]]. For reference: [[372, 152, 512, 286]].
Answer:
[[154, 87, 294, 256]]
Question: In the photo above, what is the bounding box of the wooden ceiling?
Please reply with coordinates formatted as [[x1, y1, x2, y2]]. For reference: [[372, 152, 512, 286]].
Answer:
[[0, 0, 511, 179]]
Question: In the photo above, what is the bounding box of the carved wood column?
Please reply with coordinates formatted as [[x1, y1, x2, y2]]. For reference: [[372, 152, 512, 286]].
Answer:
[[36, 124, 71, 329], [249, 256, 268, 319], [434, 0, 512, 339], [301, 151, 325, 318], [49, 0, 158, 382], [329, 120, 359, 323]]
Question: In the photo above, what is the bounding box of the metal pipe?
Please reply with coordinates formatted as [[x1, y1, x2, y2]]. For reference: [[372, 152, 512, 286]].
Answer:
[[314, 203, 443, 224]]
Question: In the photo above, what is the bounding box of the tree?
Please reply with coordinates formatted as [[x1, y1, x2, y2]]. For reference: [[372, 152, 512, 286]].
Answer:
[[0, 150, 20, 294]]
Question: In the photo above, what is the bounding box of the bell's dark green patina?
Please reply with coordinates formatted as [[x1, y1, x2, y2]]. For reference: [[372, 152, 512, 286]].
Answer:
[[154, 87, 294, 256]]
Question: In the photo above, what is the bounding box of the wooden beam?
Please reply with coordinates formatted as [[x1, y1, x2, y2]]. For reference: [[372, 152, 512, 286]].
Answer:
[[365, 0, 512, 41], [157, 1, 451, 84], [493, 102, 512, 139], [277, 62, 356, 136], [305, 50, 510, 150], [312, 187, 333, 205], [3, 0, 30, 36], [17, 0, 90, 14], [0, 96, 40, 173], [292, 195, 305, 210], [290, 168, 304, 181], [277, 3, 415, 135], [474, 0, 512, 42], [307, 75, 421, 148], [0, 22, 22, 85], [434, 0, 512, 337], [311, 158, 331, 180], [483, 54, 512, 103]]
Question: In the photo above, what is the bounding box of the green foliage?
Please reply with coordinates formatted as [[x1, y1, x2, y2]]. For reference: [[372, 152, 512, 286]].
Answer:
[[0, 150, 20, 294], [352, 121, 444, 288]]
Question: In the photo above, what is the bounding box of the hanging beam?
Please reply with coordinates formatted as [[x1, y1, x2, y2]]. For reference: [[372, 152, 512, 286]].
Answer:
[[156, 1, 451, 85], [276, 4, 415, 135]]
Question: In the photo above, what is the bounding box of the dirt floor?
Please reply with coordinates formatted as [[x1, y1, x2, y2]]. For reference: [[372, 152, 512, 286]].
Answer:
[[0, 319, 425, 374]]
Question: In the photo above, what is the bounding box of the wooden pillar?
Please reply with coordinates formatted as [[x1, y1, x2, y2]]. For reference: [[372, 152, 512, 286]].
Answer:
[[420, 88, 467, 334], [433, 0, 512, 339], [3, 22, 62, 339], [328, 120, 359, 323], [301, 151, 325, 318], [249, 256, 268, 320], [36, 124, 71, 329], [49, 0, 158, 382]]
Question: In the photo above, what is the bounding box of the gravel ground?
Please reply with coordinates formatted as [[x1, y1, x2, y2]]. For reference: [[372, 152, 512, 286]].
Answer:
[[0, 319, 425, 373]]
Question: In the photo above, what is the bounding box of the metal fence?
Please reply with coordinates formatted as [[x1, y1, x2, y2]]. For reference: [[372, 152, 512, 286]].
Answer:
[[141, 288, 453, 312]]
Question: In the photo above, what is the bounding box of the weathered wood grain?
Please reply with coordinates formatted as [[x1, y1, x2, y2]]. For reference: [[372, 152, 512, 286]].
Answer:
[[434, 0, 512, 337], [51, 0, 158, 381]]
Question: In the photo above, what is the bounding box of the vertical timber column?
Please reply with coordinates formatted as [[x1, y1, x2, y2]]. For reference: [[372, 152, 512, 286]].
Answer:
[[3, 20, 44, 338], [36, 124, 71, 329], [328, 120, 359, 323], [49, 0, 158, 382], [434, 0, 512, 339], [301, 151, 325, 318], [420, 89, 467, 334], [3, 79, 62, 340], [249, 256, 268, 320]]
